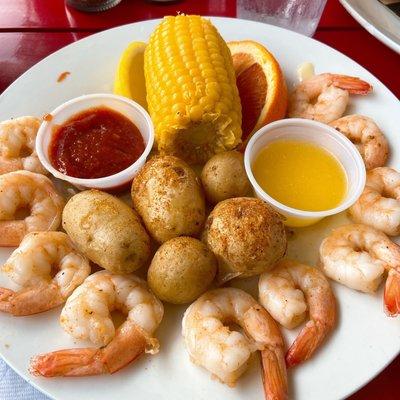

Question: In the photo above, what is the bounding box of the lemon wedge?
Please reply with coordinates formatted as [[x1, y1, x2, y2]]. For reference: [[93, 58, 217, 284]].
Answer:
[[113, 41, 148, 110]]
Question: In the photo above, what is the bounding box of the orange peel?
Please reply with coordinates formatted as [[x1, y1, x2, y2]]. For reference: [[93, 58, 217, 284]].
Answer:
[[228, 40, 288, 146]]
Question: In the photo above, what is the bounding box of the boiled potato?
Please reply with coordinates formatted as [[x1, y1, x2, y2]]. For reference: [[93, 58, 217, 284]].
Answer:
[[203, 197, 287, 282], [148, 236, 217, 304], [132, 155, 206, 243], [62, 190, 150, 274], [201, 151, 252, 204]]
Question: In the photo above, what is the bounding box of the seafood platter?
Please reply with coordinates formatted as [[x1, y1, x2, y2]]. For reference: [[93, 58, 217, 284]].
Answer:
[[0, 15, 399, 400]]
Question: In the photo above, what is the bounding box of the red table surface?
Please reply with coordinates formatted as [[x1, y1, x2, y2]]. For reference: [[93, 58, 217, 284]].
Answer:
[[0, 1, 399, 399]]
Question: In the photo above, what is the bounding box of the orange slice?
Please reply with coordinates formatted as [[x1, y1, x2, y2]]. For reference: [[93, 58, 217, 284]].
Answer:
[[227, 40, 288, 145]]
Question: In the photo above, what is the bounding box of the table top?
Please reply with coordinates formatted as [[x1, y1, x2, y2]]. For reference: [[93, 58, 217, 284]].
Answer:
[[0, 1, 399, 399]]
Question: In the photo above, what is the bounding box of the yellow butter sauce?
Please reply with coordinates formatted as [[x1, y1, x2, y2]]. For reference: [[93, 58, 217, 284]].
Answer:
[[252, 140, 347, 212]]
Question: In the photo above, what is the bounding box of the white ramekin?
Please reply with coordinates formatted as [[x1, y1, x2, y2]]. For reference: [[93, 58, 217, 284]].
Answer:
[[244, 118, 366, 227], [36, 93, 154, 190]]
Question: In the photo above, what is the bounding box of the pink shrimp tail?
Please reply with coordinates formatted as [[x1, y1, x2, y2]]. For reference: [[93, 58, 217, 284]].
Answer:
[[330, 74, 372, 95], [30, 349, 106, 377], [384, 269, 400, 317], [286, 320, 331, 368], [0, 285, 64, 316], [261, 348, 288, 400], [30, 322, 149, 377]]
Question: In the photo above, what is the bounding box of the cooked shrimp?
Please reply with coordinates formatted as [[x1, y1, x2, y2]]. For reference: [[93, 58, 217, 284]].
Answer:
[[0, 170, 64, 246], [288, 73, 372, 123], [182, 288, 287, 400], [30, 271, 164, 377], [0, 231, 90, 316], [319, 224, 400, 316], [0, 116, 47, 175], [330, 115, 389, 170], [259, 259, 336, 367], [349, 167, 400, 236]]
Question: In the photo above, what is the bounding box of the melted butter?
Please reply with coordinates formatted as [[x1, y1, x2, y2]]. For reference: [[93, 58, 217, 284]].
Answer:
[[252, 140, 347, 212], [297, 62, 315, 82]]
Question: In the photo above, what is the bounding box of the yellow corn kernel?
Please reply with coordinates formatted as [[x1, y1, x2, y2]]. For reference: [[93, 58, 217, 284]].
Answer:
[[144, 15, 242, 164]]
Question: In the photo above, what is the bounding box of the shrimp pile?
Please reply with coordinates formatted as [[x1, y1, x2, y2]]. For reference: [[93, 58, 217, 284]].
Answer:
[[319, 224, 400, 316], [259, 259, 336, 367], [182, 287, 287, 400], [288, 73, 372, 123], [0, 231, 90, 316], [0, 170, 64, 246], [31, 271, 164, 377], [330, 115, 389, 170], [0, 117, 47, 175], [349, 167, 400, 236]]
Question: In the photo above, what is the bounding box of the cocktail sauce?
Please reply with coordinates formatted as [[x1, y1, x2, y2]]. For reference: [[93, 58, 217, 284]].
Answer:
[[49, 106, 144, 179]]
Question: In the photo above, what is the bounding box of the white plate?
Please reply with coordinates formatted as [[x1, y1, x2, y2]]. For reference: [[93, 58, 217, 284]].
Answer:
[[340, 0, 400, 54], [0, 17, 399, 400]]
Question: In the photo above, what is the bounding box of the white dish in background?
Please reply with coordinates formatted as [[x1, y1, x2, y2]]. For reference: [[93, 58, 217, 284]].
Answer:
[[0, 17, 399, 400], [340, 0, 400, 54]]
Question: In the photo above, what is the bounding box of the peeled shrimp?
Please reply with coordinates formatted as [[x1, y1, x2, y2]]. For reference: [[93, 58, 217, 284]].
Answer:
[[259, 259, 336, 367], [0, 231, 90, 316], [30, 271, 164, 377], [0, 116, 47, 175], [288, 73, 372, 123], [349, 167, 400, 236], [330, 115, 389, 170], [182, 288, 287, 400], [319, 224, 400, 316], [0, 170, 64, 246]]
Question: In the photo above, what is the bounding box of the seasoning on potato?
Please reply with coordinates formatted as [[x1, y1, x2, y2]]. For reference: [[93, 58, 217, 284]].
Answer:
[[201, 150, 252, 204], [203, 197, 287, 283], [131, 155, 206, 243], [148, 236, 217, 304], [62, 190, 150, 274]]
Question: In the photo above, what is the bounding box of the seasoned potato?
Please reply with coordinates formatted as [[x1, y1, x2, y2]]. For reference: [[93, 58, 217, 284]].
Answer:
[[201, 151, 252, 204], [62, 190, 150, 274], [203, 197, 287, 282], [148, 237, 217, 304], [131, 155, 206, 243]]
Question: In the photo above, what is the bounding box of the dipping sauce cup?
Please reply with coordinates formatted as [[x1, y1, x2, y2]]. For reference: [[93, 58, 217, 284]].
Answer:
[[244, 118, 366, 227], [36, 94, 154, 191]]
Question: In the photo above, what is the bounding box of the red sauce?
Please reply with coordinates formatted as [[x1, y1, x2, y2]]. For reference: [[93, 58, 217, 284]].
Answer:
[[50, 106, 145, 179], [57, 71, 70, 82], [42, 113, 53, 122]]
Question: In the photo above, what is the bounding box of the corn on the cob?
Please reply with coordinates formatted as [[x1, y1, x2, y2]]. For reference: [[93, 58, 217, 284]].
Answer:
[[144, 15, 242, 164]]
